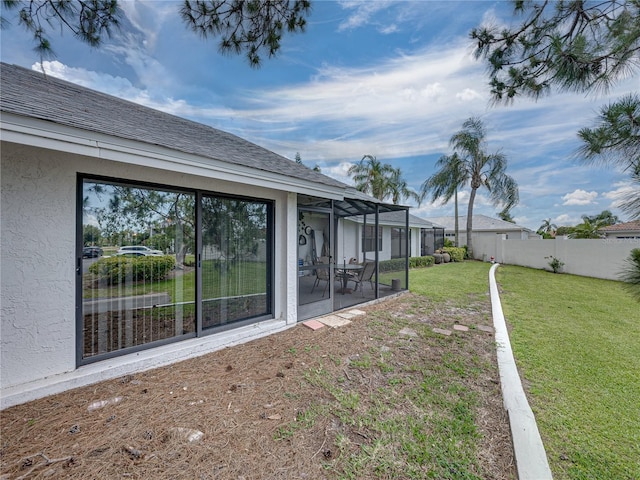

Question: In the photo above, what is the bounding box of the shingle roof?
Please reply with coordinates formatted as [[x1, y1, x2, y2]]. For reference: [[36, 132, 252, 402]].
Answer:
[[0, 63, 345, 189], [424, 214, 531, 232]]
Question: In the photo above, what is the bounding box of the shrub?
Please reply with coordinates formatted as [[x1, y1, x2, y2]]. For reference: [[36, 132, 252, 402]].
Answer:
[[442, 247, 465, 262], [89, 255, 175, 285], [545, 255, 565, 274], [619, 248, 640, 302]]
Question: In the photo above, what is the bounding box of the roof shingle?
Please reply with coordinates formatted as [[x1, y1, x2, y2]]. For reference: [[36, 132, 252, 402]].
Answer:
[[0, 63, 346, 189]]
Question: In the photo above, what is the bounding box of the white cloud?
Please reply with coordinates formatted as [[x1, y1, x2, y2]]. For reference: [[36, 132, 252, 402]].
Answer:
[[455, 88, 483, 102], [337, 1, 395, 31], [324, 161, 356, 186], [379, 24, 399, 34], [562, 189, 598, 206], [554, 214, 578, 226]]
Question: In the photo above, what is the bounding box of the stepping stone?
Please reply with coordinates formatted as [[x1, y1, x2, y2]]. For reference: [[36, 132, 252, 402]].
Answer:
[[348, 309, 366, 316], [477, 325, 494, 333], [453, 325, 469, 332], [302, 319, 325, 330], [319, 315, 352, 328], [399, 327, 418, 337], [336, 312, 356, 319], [432, 327, 452, 336]]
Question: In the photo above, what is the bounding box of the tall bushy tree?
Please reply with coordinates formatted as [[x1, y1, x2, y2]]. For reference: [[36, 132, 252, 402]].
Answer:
[[471, 0, 640, 103], [1, 0, 121, 57], [578, 93, 640, 219], [583, 209, 620, 226], [422, 117, 519, 257], [471, 1, 639, 222], [181, 0, 311, 67], [1, 0, 311, 66]]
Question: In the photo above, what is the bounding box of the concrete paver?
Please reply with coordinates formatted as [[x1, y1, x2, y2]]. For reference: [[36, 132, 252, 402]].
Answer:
[[318, 315, 352, 328], [432, 328, 452, 336]]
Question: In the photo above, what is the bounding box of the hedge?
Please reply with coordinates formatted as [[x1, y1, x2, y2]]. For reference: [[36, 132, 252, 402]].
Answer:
[[410, 255, 434, 268], [376, 256, 434, 272], [88, 255, 175, 285]]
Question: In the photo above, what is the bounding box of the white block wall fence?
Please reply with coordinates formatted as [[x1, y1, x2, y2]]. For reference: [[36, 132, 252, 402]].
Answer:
[[473, 235, 638, 280]]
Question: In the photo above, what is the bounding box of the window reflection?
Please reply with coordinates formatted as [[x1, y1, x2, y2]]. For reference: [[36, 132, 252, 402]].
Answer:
[[201, 196, 269, 329], [81, 180, 196, 359]]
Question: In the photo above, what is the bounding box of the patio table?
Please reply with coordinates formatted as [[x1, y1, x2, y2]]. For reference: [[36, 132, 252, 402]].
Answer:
[[335, 264, 363, 294]]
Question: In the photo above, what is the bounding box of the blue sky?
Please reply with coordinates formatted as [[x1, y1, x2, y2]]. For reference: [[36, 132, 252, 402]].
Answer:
[[2, 1, 637, 231]]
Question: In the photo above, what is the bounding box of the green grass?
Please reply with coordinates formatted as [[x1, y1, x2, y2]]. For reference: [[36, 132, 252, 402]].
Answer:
[[495, 265, 640, 480], [291, 317, 488, 479], [410, 261, 492, 304]]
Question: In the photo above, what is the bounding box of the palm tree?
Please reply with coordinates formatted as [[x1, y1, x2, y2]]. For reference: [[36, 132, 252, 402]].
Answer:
[[569, 216, 606, 239], [387, 167, 420, 205], [420, 153, 465, 246], [348, 155, 418, 204], [422, 117, 519, 257], [348, 155, 394, 200], [538, 218, 557, 236]]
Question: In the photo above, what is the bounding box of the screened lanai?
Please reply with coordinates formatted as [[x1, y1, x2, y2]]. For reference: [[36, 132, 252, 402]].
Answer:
[[297, 191, 410, 320]]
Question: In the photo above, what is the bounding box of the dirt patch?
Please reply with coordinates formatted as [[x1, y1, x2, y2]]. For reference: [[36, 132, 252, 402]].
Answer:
[[0, 293, 515, 479]]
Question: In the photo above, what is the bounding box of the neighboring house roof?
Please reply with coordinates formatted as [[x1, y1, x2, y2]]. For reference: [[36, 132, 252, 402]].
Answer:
[[349, 210, 443, 228], [424, 214, 532, 232], [0, 62, 344, 190], [599, 220, 640, 234]]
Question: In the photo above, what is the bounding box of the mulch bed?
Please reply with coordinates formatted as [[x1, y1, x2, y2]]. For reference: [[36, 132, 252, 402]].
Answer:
[[1, 293, 515, 479]]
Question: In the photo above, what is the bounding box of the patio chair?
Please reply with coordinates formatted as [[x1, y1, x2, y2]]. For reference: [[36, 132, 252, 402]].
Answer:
[[347, 261, 376, 296], [311, 256, 331, 296]]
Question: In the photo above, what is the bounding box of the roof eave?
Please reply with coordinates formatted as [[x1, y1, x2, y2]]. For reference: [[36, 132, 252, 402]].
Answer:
[[1, 112, 346, 199]]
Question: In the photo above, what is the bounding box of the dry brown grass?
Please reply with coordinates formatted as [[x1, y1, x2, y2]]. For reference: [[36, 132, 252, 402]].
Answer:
[[1, 293, 514, 479]]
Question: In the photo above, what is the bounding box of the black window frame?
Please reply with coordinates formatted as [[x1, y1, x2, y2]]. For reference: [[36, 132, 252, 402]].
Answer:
[[362, 225, 383, 252], [76, 173, 274, 366]]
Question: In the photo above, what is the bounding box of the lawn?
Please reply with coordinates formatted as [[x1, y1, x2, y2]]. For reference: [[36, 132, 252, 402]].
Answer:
[[495, 265, 640, 480]]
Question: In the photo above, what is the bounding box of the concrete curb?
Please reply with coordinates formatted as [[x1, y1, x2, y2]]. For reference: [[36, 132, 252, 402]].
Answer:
[[489, 263, 553, 480]]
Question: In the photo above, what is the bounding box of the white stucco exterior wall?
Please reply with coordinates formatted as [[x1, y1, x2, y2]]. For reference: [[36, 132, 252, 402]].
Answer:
[[1, 142, 294, 405], [1, 143, 77, 389], [285, 192, 298, 325]]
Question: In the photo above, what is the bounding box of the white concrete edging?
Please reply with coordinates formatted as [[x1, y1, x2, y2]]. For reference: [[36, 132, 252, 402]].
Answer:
[[489, 263, 553, 480]]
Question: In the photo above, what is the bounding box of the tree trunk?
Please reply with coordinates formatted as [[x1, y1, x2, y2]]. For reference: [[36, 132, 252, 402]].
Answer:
[[466, 188, 477, 258], [454, 188, 459, 247]]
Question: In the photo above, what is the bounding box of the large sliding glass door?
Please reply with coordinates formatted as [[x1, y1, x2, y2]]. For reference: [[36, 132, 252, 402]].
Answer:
[[79, 179, 196, 362], [201, 195, 270, 331], [297, 207, 333, 321], [78, 176, 272, 365]]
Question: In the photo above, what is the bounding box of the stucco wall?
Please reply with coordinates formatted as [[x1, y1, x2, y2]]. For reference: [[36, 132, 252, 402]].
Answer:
[[472, 234, 637, 280], [1, 143, 77, 389], [1, 142, 292, 394]]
